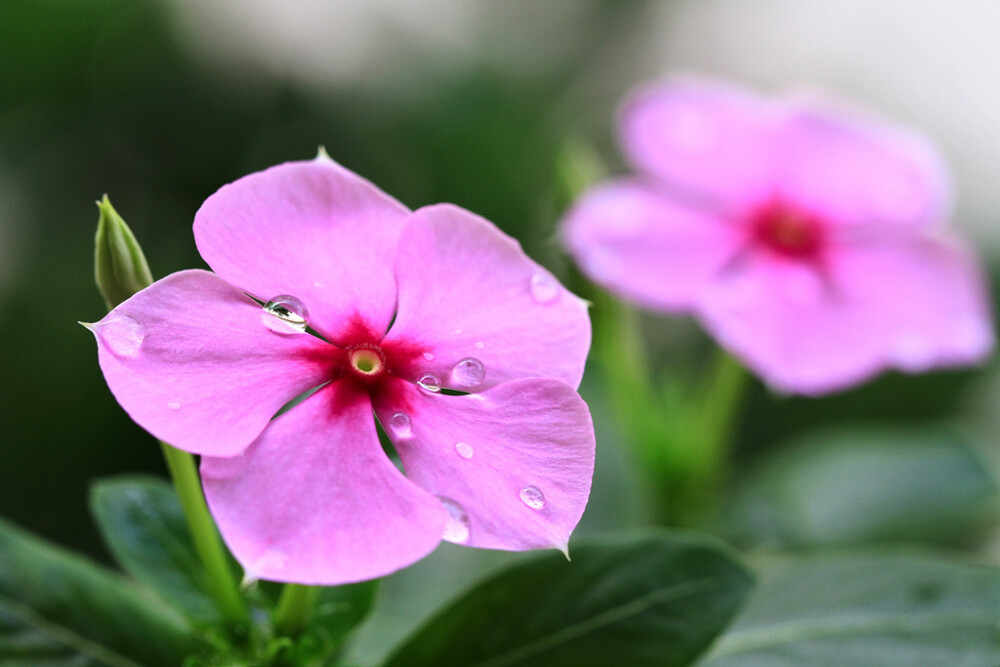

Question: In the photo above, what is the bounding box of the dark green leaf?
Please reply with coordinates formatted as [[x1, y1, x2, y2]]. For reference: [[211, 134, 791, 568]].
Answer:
[[700, 551, 1000, 666], [727, 426, 996, 546], [0, 516, 201, 666], [383, 531, 753, 667], [89, 475, 224, 624], [311, 580, 379, 651]]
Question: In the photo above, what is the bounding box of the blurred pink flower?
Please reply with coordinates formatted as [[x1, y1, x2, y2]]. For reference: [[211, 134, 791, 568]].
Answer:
[[89, 158, 594, 584], [562, 78, 994, 394]]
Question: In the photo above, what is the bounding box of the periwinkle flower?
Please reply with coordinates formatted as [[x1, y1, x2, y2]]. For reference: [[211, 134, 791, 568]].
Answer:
[[89, 157, 594, 584], [562, 77, 994, 394]]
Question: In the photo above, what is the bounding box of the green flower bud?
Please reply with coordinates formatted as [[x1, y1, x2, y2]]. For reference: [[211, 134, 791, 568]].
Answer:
[[94, 195, 153, 309]]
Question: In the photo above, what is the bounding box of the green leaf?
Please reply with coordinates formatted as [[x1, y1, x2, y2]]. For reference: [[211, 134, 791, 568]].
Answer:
[[700, 551, 1000, 666], [89, 475, 227, 624], [382, 532, 753, 667], [727, 425, 997, 546], [311, 580, 379, 651], [0, 516, 201, 666]]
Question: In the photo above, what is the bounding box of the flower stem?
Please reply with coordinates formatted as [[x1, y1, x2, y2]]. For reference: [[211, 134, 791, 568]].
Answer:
[[273, 584, 320, 639], [675, 347, 749, 522], [159, 441, 249, 628]]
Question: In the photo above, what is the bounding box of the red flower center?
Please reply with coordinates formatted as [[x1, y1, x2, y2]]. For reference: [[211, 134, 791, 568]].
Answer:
[[750, 201, 826, 259]]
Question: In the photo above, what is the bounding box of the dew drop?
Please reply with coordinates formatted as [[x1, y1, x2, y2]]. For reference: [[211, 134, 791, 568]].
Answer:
[[166, 401, 181, 410], [530, 272, 559, 304], [438, 496, 471, 544], [475, 341, 485, 350], [417, 373, 442, 394], [454, 442, 474, 459], [519, 486, 545, 510], [96, 314, 147, 359], [423, 352, 435, 361], [451, 357, 485, 388], [262, 295, 309, 334], [388, 412, 412, 438], [253, 548, 288, 573]]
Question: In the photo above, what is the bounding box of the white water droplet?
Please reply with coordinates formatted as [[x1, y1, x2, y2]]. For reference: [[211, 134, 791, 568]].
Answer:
[[253, 548, 288, 573], [166, 401, 181, 410], [96, 314, 147, 359], [423, 352, 435, 361], [530, 272, 559, 304], [417, 373, 442, 394], [454, 442, 474, 459], [200, 453, 247, 480], [388, 412, 412, 438], [475, 341, 485, 350], [438, 496, 471, 544], [451, 358, 485, 388], [893, 333, 932, 370], [519, 486, 545, 510], [262, 295, 309, 334]]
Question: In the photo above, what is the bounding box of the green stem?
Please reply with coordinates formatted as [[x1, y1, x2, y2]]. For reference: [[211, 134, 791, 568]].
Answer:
[[673, 347, 750, 524], [273, 584, 320, 639], [159, 442, 249, 628]]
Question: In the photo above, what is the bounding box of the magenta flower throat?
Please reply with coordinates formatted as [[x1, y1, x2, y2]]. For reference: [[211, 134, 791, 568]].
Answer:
[[89, 157, 595, 585]]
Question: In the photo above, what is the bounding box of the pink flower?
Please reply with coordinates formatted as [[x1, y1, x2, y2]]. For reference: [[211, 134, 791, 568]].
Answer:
[[562, 78, 994, 394], [89, 157, 594, 584]]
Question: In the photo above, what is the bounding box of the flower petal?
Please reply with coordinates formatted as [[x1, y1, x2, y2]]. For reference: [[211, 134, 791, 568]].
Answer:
[[619, 78, 779, 206], [698, 233, 994, 395], [202, 382, 447, 585], [90, 270, 333, 456], [385, 204, 591, 390], [561, 180, 745, 310], [773, 102, 951, 228], [374, 378, 595, 553], [193, 158, 410, 341]]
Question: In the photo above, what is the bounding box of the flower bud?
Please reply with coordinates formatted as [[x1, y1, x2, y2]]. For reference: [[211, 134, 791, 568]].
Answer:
[[94, 195, 153, 309]]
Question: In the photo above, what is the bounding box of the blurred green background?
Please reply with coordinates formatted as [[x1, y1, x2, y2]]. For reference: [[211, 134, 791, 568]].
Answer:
[[2, 0, 998, 661]]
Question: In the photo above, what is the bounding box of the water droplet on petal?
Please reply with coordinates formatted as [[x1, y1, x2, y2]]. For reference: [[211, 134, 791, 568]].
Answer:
[[438, 496, 471, 544], [530, 272, 559, 304], [166, 401, 181, 410], [200, 453, 247, 480], [262, 295, 309, 334], [417, 373, 442, 394], [254, 548, 288, 573], [451, 357, 485, 388], [475, 341, 485, 350], [893, 333, 932, 370], [454, 442, 474, 459], [519, 486, 545, 510], [388, 412, 412, 438], [97, 314, 147, 359], [423, 352, 435, 361]]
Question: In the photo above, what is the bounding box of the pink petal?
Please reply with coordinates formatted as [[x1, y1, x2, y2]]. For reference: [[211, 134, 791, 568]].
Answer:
[[373, 378, 594, 553], [90, 270, 333, 456], [194, 158, 410, 342], [698, 233, 994, 395], [384, 204, 591, 390], [202, 382, 447, 585], [773, 103, 951, 228], [561, 180, 745, 310], [619, 78, 779, 206]]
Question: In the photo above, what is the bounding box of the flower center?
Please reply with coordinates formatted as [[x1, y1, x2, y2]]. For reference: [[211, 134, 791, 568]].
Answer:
[[347, 344, 386, 378], [751, 202, 825, 259]]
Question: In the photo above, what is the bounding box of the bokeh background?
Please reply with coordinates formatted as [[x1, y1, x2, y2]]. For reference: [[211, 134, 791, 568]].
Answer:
[[2, 0, 999, 662]]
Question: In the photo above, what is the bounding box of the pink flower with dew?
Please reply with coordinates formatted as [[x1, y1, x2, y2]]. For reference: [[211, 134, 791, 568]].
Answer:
[[562, 77, 994, 395], [88, 157, 594, 585]]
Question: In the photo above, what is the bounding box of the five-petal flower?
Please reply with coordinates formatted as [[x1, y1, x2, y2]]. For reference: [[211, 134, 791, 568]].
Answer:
[[562, 77, 994, 394], [89, 157, 595, 585]]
